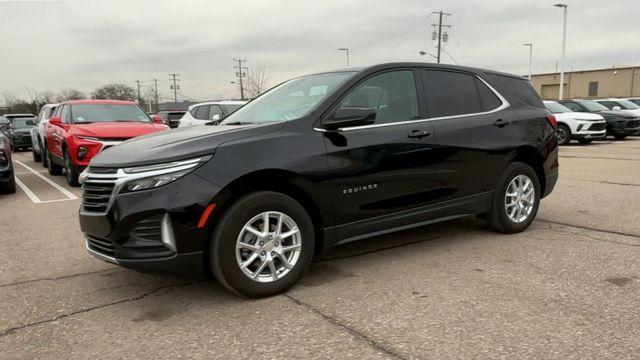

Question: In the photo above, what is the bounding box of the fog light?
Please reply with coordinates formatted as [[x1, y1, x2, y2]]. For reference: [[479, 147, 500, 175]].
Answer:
[[577, 124, 583, 131], [77, 146, 88, 160]]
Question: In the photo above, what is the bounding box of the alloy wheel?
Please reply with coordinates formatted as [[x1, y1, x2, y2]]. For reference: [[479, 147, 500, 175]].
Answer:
[[235, 211, 302, 283], [555, 128, 568, 144], [504, 174, 535, 223]]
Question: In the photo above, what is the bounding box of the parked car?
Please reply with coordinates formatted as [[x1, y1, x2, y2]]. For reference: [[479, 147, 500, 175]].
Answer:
[[178, 100, 247, 127], [156, 110, 187, 128], [558, 99, 640, 140], [543, 100, 606, 145], [7, 117, 36, 151], [44, 100, 168, 186], [30, 103, 58, 163], [79, 62, 558, 298], [0, 133, 16, 194], [623, 97, 640, 106], [594, 98, 640, 117]]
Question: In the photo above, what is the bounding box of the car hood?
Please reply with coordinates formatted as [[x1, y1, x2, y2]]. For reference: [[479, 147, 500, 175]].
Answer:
[[90, 123, 282, 168], [71, 122, 167, 138], [554, 112, 604, 121]]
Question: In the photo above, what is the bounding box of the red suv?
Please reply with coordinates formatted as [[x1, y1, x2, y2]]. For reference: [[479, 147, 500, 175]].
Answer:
[[44, 100, 168, 186]]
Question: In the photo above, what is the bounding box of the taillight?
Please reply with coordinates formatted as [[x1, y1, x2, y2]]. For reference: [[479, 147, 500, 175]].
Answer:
[[546, 114, 557, 129]]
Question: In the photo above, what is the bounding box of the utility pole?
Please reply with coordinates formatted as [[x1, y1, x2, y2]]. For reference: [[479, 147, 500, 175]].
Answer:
[[524, 43, 533, 79], [338, 48, 350, 67], [431, 11, 452, 64], [169, 74, 180, 102], [135, 80, 142, 104], [233, 59, 248, 100], [554, 3, 568, 100], [153, 79, 159, 111]]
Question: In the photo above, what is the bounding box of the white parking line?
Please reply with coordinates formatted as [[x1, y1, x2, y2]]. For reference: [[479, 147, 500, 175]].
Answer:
[[14, 177, 42, 203], [14, 160, 79, 200]]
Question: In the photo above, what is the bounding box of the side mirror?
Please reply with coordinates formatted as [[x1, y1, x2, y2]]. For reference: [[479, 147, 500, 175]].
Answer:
[[211, 114, 221, 121], [612, 106, 622, 111], [49, 116, 62, 126], [323, 107, 376, 131], [152, 114, 164, 124]]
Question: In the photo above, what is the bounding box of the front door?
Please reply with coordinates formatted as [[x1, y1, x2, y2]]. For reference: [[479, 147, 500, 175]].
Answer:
[[321, 69, 439, 241]]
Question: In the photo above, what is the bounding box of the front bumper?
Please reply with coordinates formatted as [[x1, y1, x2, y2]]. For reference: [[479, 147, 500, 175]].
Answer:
[[79, 170, 220, 278], [573, 131, 606, 140]]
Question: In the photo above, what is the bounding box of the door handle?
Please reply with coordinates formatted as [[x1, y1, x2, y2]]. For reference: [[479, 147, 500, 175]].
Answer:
[[493, 119, 511, 127], [408, 129, 431, 139]]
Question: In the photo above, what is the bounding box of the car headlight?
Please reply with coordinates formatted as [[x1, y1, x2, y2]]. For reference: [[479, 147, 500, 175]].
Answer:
[[121, 155, 212, 193], [76, 135, 100, 142]]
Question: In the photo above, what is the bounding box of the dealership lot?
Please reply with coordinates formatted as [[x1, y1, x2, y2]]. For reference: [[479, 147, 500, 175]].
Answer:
[[1, 140, 639, 359]]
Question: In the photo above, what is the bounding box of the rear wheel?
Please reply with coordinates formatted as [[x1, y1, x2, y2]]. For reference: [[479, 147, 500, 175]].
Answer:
[[0, 171, 16, 194], [32, 147, 41, 162], [577, 138, 593, 144], [554, 124, 571, 145], [487, 162, 540, 234], [64, 149, 80, 186], [614, 134, 627, 140], [47, 148, 62, 175], [210, 191, 314, 298]]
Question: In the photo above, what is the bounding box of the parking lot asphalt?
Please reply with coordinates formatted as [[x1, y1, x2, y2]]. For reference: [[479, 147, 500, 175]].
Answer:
[[1, 139, 639, 360]]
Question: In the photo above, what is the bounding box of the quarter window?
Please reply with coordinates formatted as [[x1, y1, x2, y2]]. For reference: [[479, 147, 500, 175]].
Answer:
[[338, 70, 419, 124], [476, 79, 502, 111], [423, 70, 483, 118]]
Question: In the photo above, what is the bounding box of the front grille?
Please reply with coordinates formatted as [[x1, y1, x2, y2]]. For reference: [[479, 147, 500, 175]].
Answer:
[[588, 123, 606, 131], [627, 120, 640, 128], [87, 235, 115, 257], [82, 176, 117, 213], [88, 166, 117, 174]]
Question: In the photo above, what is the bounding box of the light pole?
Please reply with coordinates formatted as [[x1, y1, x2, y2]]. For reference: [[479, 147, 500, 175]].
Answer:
[[554, 3, 568, 99], [338, 48, 350, 67], [523, 43, 533, 79]]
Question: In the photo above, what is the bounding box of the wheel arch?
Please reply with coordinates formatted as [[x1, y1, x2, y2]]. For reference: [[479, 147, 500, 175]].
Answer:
[[511, 145, 546, 196]]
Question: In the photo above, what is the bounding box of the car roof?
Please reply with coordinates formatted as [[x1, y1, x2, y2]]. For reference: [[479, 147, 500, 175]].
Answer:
[[62, 99, 136, 105], [188, 100, 248, 108]]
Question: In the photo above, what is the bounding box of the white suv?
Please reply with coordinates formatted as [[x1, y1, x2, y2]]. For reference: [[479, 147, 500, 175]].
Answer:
[[178, 100, 247, 127], [543, 100, 606, 145], [30, 103, 58, 164]]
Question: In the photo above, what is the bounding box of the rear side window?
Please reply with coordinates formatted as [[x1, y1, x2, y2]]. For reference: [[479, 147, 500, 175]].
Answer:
[[423, 70, 482, 118], [484, 73, 543, 107], [194, 106, 210, 120]]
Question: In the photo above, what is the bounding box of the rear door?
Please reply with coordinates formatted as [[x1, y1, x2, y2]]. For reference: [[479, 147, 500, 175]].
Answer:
[[322, 69, 439, 240], [422, 69, 517, 202]]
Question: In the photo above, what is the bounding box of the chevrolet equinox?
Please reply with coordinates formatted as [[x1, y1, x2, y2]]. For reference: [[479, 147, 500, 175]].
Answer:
[[79, 63, 559, 297]]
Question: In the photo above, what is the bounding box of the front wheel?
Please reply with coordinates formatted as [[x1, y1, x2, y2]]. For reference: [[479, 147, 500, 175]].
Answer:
[[210, 191, 315, 298], [487, 163, 541, 234], [64, 149, 80, 186], [554, 124, 571, 145]]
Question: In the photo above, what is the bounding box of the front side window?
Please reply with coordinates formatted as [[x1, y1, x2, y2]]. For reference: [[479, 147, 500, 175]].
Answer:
[[579, 100, 609, 112], [424, 70, 482, 118], [337, 70, 419, 124], [615, 99, 640, 110], [60, 105, 70, 124], [221, 72, 354, 125], [221, 104, 243, 115], [209, 105, 224, 120], [70, 104, 150, 124]]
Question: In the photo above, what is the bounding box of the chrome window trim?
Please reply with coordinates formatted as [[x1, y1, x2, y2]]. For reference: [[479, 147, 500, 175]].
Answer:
[[313, 74, 510, 133]]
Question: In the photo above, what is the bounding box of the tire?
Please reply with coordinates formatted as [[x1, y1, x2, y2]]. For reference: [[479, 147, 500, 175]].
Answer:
[[577, 138, 593, 144], [41, 142, 49, 168], [210, 191, 315, 298], [487, 162, 541, 234], [47, 148, 62, 175], [0, 171, 16, 194], [32, 148, 41, 162], [63, 149, 80, 186], [554, 124, 571, 145], [614, 134, 627, 140]]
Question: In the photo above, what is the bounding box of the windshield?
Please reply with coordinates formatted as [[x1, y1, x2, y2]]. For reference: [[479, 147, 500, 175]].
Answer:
[[544, 102, 572, 113], [71, 104, 151, 123], [220, 72, 355, 125], [615, 99, 640, 110], [13, 118, 35, 129], [579, 100, 609, 112], [628, 99, 640, 106], [221, 104, 243, 115]]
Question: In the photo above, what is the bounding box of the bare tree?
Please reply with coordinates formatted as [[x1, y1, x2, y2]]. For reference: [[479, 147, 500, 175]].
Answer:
[[245, 66, 271, 99], [56, 88, 86, 102], [92, 84, 136, 100]]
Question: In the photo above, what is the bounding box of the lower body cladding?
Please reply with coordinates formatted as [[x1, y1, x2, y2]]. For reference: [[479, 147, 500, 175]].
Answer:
[[79, 172, 220, 278]]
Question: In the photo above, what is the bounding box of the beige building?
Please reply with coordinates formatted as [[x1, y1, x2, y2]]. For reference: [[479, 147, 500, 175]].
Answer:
[[530, 65, 640, 100]]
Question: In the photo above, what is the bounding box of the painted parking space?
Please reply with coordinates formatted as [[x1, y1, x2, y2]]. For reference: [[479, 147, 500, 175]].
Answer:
[[10, 152, 80, 204]]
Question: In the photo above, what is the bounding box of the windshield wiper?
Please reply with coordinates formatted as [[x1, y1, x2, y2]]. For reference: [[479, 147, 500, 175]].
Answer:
[[223, 121, 253, 126]]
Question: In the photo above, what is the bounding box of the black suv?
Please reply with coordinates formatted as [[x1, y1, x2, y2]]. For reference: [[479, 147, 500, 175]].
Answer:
[[558, 99, 640, 140], [79, 63, 558, 297]]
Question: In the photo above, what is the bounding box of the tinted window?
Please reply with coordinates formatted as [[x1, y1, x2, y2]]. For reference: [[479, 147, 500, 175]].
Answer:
[[563, 102, 583, 112], [338, 70, 419, 124], [424, 70, 481, 117], [70, 104, 150, 123], [194, 106, 210, 120], [221, 104, 243, 115], [484, 73, 543, 107], [598, 101, 617, 109], [476, 79, 502, 111], [208, 105, 224, 120]]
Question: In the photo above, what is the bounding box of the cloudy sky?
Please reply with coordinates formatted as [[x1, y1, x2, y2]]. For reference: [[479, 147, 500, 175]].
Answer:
[[1, 0, 639, 104]]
